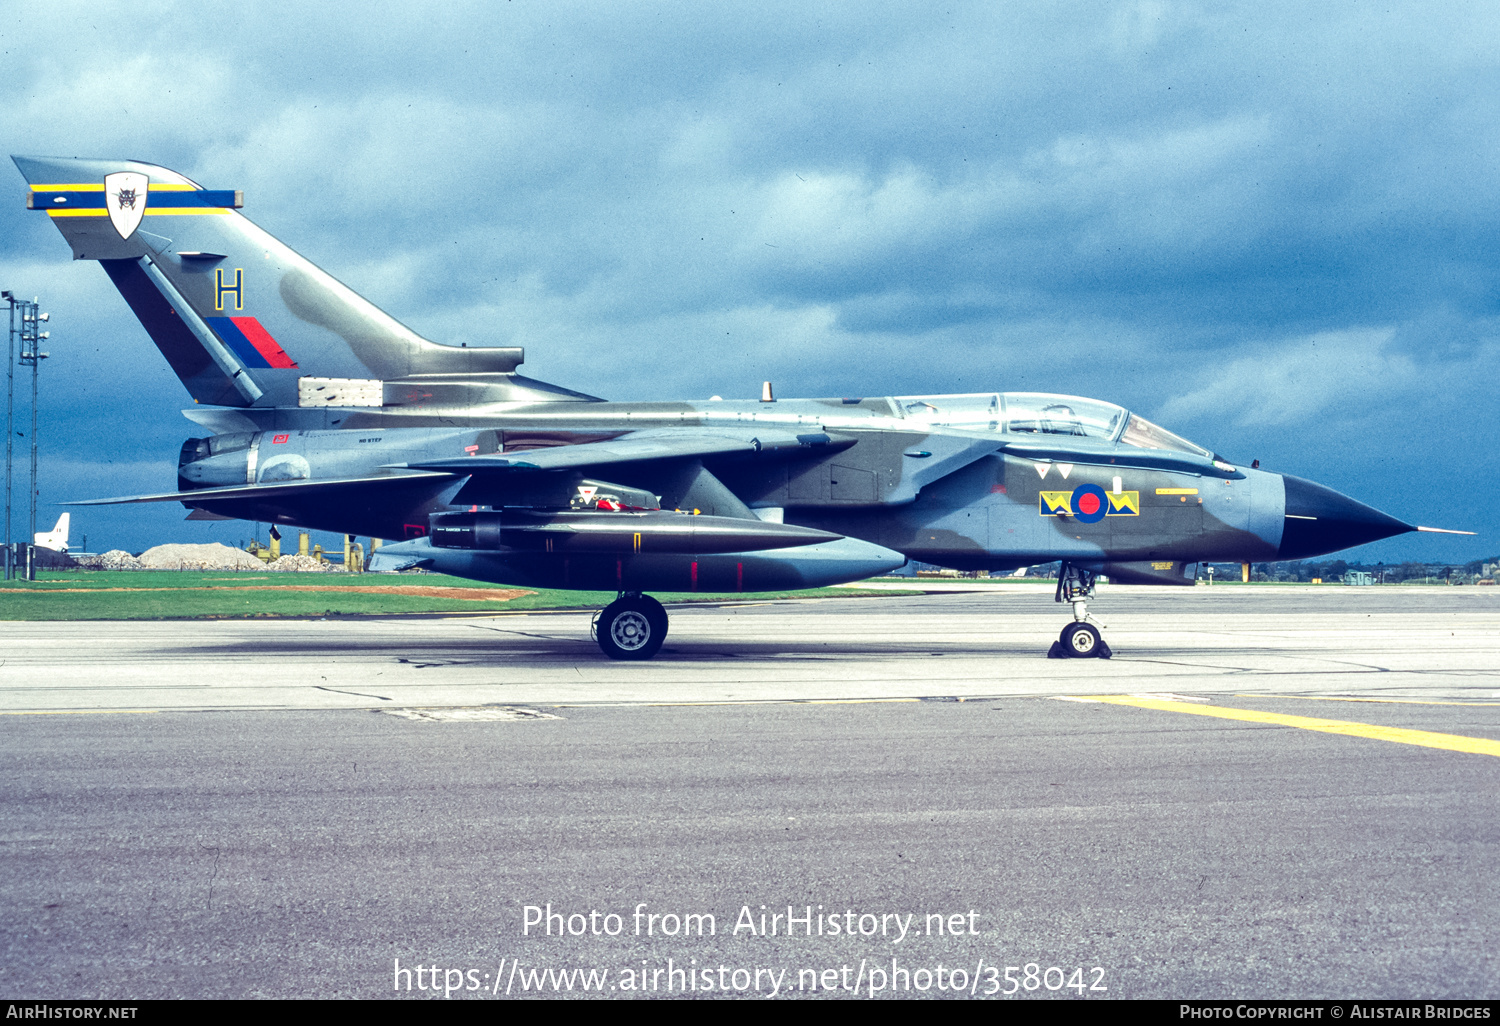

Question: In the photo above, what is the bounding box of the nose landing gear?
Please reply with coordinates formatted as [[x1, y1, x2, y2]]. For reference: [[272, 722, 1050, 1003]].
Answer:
[[1048, 563, 1112, 659], [1060, 620, 1103, 657], [593, 592, 669, 660]]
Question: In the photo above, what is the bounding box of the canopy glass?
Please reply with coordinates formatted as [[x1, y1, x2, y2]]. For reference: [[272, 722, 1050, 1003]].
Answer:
[[893, 392, 1213, 458]]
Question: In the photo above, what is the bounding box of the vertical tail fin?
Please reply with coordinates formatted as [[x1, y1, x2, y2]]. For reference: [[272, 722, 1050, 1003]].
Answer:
[[35, 512, 69, 553], [13, 156, 525, 408]]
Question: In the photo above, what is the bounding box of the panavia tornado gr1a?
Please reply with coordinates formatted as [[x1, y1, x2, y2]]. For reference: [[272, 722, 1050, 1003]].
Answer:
[[14, 156, 1468, 660]]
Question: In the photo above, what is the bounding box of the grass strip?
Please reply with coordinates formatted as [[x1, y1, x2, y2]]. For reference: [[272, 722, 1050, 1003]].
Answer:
[[0, 570, 917, 620]]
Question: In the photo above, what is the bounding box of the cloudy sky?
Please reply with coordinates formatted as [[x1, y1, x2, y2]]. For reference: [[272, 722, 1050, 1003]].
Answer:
[[1, 0, 1496, 561]]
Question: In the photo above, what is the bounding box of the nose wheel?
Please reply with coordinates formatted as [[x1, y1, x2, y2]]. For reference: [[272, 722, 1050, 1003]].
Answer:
[[1059, 621, 1103, 657], [1047, 564, 1112, 659], [594, 593, 669, 660]]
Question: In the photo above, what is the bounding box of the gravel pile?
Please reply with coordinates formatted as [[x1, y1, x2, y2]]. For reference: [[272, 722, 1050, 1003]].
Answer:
[[71, 544, 346, 572], [137, 543, 266, 571], [79, 550, 146, 570], [266, 554, 342, 573]]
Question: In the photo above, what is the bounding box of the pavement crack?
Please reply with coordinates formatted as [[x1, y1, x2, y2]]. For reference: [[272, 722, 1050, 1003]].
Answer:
[[1129, 659, 1257, 673], [463, 623, 592, 644], [313, 685, 391, 701], [201, 844, 221, 910]]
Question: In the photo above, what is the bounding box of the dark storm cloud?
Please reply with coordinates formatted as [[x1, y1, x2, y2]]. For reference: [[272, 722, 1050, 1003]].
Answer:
[[2, 1, 1497, 556]]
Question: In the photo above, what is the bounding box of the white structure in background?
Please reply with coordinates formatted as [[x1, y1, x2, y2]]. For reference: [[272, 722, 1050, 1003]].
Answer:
[[34, 512, 68, 553]]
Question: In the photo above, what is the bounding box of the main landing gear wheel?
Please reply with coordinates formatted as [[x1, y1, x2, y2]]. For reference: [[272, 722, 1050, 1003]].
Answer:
[[595, 594, 668, 660], [639, 594, 668, 640]]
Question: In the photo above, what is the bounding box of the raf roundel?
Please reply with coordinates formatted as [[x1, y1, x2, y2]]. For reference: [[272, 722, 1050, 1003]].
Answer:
[[1071, 483, 1108, 524]]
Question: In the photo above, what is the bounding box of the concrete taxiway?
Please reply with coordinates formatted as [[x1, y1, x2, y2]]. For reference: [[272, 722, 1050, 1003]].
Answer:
[[2, 587, 1497, 1000], [0, 585, 1496, 710]]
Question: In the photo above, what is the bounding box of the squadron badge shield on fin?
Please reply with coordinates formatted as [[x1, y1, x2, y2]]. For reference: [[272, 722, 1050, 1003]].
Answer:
[[104, 171, 147, 240]]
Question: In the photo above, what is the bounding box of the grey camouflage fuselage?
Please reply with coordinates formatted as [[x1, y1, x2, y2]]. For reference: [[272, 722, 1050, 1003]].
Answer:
[[15, 155, 1422, 598]]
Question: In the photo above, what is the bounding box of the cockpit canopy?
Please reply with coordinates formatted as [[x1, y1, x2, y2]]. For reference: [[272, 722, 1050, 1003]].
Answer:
[[893, 392, 1213, 459]]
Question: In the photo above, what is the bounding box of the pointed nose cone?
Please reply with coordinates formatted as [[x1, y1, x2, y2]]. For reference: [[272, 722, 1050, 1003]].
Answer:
[[1278, 474, 1414, 560]]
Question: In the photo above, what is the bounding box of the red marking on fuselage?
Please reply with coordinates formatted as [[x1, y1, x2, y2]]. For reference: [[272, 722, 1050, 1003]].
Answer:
[[272, 433, 289, 444], [990, 483, 1006, 493], [1078, 493, 1101, 516]]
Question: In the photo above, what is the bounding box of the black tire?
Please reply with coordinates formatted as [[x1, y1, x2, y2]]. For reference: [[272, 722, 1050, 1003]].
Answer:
[[639, 594, 669, 643], [1059, 622, 1102, 658], [597, 597, 666, 660]]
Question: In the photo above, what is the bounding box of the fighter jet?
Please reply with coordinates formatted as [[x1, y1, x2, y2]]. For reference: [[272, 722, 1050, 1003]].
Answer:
[[13, 156, 1467, 660]]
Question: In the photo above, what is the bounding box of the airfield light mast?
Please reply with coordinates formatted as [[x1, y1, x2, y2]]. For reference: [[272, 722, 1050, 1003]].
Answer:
[[19, 300, 49, 581], [3, 293, 49, 581], [3, 291, 16, 581]]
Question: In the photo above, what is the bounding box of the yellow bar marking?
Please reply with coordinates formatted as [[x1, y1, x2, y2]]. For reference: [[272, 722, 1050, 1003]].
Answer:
[[144, 208, 231, 215], [1156, 487, 1199, 495], [49, 208, 228, 218], [31, 183, 196, 191], [1078, 695, 1500, 757], [1241, 694, 1500, 708]]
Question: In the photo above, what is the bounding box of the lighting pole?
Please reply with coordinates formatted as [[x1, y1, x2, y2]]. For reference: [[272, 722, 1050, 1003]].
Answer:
[[3, 293, 48, 581], [21, 300, 48, 581], [3, 291, 15, 581]]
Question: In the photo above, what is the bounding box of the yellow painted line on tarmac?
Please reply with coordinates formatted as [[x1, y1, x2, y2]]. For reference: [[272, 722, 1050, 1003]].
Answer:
[[0, 709, 159, 716], [1074, 695, 1500, 758], [1241, 694, 1500, 707]]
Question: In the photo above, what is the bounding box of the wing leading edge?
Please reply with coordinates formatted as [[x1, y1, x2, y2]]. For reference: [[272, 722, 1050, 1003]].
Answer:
[[403, 428, 851, 475]]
